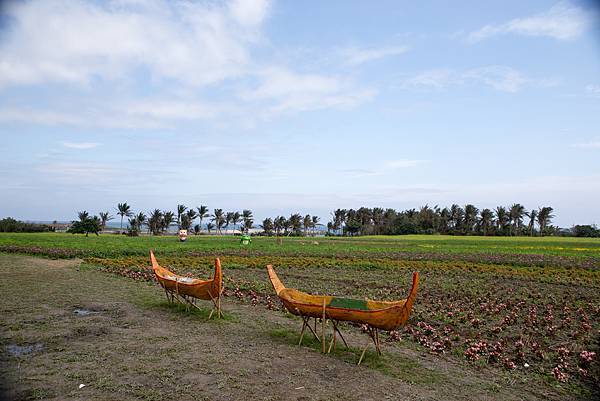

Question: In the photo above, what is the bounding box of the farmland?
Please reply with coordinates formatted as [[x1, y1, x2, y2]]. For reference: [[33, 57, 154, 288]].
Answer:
[[1, 233, 599, 400]]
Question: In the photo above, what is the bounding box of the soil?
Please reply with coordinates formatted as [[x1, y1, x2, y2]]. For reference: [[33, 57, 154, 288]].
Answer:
[[0, 254, 568, 401]]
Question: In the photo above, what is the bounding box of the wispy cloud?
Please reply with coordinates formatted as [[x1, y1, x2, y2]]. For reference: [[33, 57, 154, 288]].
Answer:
[[400, 69, 454, 90], [399, 66, 553, 93], [571, 141, 600, 149], [585, 84, 600, 98], [340, 45, 408, 65], [342, 159, 425, 177], [462, 66, 527, 93], [0, 108, 84, 125], [383, 159, 424, 169], [468, 2, 592, 42], [0, 0, 271, 87], [240, 67, 376, 114], [62, 141, 98, 149]]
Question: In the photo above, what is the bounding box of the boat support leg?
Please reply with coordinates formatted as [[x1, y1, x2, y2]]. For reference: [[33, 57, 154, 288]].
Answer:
[[328, 320, 348, 353], [357, 326, 382, 365], [298, 316, 320, 345]]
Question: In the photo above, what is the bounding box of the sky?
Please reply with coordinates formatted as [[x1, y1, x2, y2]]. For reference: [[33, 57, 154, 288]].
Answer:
[[0, 0, 599, 227]]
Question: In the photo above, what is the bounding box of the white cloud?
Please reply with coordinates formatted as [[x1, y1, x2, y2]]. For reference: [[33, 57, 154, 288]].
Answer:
[[383, 159, 424, 169], [124, 100, 223, 120], [0, 0, 270, 87], [468, 2, 592, 42], [571, 141, 600, 149], [229, 0, 271, 27], [0, 108, 84, 125], [399, 69, 454, 90], [462, 66, 527, 93], [585, 84, 600, 97], [341, 45, 408, 65], [62, 142, 99, 149], [241, 67, 376, 114], [400, 66, 541, 93], [343, 159, 425, 177]]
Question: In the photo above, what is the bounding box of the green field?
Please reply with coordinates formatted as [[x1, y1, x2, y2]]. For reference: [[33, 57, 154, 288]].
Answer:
[[1, 232, 599, 399], [1, 232, 600, 259]]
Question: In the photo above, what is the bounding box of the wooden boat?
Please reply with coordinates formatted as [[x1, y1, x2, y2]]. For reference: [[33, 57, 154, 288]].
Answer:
[[150, 250, 223, 318], [267, 264, 418, 363]]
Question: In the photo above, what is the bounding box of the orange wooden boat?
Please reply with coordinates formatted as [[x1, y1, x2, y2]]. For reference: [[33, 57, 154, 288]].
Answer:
[[267, 264, 418, 363], [150, 250, 223, 318]]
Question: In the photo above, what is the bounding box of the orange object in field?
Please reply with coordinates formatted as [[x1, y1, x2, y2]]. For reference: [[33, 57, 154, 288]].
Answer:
[[267, 265, 418, 331], [150, 251, 223, 317]]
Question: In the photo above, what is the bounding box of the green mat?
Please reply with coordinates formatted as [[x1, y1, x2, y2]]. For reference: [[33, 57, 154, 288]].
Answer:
[[328, 297, 369, 310]]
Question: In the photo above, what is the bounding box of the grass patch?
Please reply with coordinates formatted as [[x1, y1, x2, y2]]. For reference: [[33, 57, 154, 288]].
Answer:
[[268, 325, 447, 385]]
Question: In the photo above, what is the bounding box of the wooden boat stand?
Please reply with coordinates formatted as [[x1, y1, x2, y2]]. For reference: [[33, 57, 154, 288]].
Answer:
[[296, 306, 385, 365], [160, 280, 222, 319], [357, 325, 382, 366]]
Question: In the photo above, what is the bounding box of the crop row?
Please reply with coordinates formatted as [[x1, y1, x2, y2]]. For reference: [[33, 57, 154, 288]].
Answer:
[[83, 254, 599, 393]]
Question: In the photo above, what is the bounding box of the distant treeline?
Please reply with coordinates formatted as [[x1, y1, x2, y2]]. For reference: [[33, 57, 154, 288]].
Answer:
[[0, 218, 54, 233], [326, 204, 560, 237], [10, 202, 598, 238]]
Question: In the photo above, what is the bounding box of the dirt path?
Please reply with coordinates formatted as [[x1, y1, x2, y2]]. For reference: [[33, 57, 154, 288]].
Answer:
[[0, 254, 565, 401]]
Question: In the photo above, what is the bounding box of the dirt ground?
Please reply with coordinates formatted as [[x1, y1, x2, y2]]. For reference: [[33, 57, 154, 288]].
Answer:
[[0, 254, 569, 401]]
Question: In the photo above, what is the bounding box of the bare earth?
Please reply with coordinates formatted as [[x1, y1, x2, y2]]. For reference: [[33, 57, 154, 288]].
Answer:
[[0, 254, 567, 401]]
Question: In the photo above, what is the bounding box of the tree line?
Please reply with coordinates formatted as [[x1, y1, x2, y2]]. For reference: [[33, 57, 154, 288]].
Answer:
[[326, 204, 558, 236], [8, 201, 594, 237], [94, 203, 256, 236]]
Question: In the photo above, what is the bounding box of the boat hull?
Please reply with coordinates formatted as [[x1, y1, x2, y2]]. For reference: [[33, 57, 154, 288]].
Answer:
[[150, 251, 222, 301], [268, 265, 418, 331]]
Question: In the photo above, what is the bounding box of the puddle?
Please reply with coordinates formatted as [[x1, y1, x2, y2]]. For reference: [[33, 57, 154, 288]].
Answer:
[[6, 343, 44, 357], [74, 309, 99, 316]]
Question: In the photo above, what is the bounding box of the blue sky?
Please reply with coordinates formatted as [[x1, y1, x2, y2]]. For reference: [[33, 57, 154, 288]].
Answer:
[[1, 0, 599, 226]]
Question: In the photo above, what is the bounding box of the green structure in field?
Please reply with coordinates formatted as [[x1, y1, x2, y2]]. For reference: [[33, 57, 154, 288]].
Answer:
[[240, 234, 252, 245]]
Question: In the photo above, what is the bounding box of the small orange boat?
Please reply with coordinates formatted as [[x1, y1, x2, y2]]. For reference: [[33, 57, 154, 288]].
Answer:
[[267, 265, 418, 363], [150, 250, 223, 318]]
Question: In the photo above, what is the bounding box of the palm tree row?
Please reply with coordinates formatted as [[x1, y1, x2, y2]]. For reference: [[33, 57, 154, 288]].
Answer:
[[88, 202, 557, 237], [259, 214, 321, 236], [328, 204, 556, 236], [93, 203, 257, 236]]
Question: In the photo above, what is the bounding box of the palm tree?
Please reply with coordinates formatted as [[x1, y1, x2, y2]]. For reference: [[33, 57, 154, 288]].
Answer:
[[495, 206, 509, 234], [98, 211, 113, 231], [478, 209, 494, 236], [211, 209, 225, 234], [282, 217, 291, 236], [231, 211, 241, 232], [206, 222, 215, 234], [242, 210, 253, 234], [289, 213, 302, 236], [128, 212, 146, 236], [537, 206, 554, 236], [148, 209, 163, 235], [196, 205, 209, 233], [136, 212, 146, 228], [372, 208, 384, 234], [116, 202, 133, 231], [260, 218, 274, 236], [311, 215, 320, 236], [226, 212, 235, 233], [162, 211, 175, 233], [463, 204, 479, 234], [176, 204, 187, 228], [273, 216, 285, 236], [509, 203, 526, 236], [303, 214, 312, 236], [242, 217, 253, 233], [525, 209, 538, 236], [332, 209, 347, 235], [449, 204, 464, 232], [180, 214, 192, 230], [186, 209, 198, 232]]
